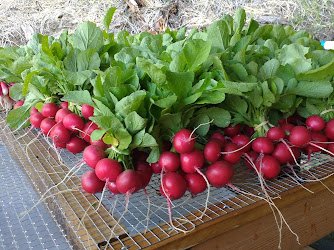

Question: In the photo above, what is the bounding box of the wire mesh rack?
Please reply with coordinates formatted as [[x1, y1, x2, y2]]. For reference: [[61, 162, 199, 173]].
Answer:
[[1, 111, 334, 249]]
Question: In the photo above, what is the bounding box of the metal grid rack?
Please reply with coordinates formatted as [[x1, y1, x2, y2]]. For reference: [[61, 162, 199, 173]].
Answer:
[[1, 112, 334, 249]]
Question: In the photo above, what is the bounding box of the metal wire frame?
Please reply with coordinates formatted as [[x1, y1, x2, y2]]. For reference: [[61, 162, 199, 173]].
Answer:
[[1, 114, 334, 249]]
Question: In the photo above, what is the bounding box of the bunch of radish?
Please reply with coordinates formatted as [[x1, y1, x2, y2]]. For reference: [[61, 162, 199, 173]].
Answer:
[[0, 81, 21, 111]]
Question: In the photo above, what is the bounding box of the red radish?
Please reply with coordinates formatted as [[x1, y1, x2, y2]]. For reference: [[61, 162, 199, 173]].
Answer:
[[55, 142, 66, 148], [0, 82, 8, 95], [116, 170, 142, 194], [232, 134, 251, 152], [223, 124, 241, 137], [180, 149, 204, 173], [95, 158, 122, 182], [305, 132, 328, 161], [288, 126, 311, 148], [267, 127, 286, 141], [63, 113, 84, 132], [108, 181, 120, 194], [135, 161, 153, 188], [243, 125, 255, 136], [306, 115, 325, 132], [288, 113, 305, 125], [328, 144, 334, 155], [30, 107, 39, 115], [158, 151, 180, 172], [81, 104, 94, 120], [49, 123, 71, 143], [13, 100, 24, 109], [210, 132, 225, 147], [40, 118, 57, 135], [131, 149, 149, 164], [160, 172, 187, 200], [60, 102, 69, 109], [325, 119, 334, 140], [280, 123, 294, 133], [222, 142, 242, 164], [255, 155, 281, 179], [204, 140, 222, 162], [151, 162, 162, 174], [55, 109, 72, 123], [162, 140, 172, 152], [83, 145, 106, 169], [81, 170, 105, 194], [278, 117, 291, 126], [252, 137, 274, 154], [66, 136, 87, 154], [30, 112, 45, 128], [41, 103, 59, 118], [206, 161, 234, 188], [243, 151, 259, 170], [81, 122, 99, 142], [173, 129, 196, 154], [272, 142, 294, 164], [288, 147, 301, 164], [185, 173, 207, 195], [91, 139, 108, 150]]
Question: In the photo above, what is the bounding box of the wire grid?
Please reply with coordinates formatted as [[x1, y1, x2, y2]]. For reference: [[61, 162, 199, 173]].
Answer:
[[1, 115, 334, 249]]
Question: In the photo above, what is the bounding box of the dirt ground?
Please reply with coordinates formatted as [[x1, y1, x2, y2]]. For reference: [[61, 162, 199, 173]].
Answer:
[[0, 0, 333, 47]]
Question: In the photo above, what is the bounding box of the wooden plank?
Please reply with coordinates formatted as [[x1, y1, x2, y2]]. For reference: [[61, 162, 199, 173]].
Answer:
[[0, 119, 127, 249]]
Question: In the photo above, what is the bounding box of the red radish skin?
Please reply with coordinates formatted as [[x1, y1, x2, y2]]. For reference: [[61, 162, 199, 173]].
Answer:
[[223, 124, 241, 137], [252, 137, 274, 154], [60, 102, 69, 109], [325, 119, 334, 140], [180, 149, 205, 173], [135, 161, 153, 188], [91, 139, 108, 150], [66, 136, 87, 154], [206, 161, 234, 188], [162, 141, 172, 152], [210, 132, 225, 147], [151, 162, 162, 174], [185, 173, 207, 195], [55, 109, 72, 123], [40, 118, 57, 135], [49, 123, 71, 143], [267, 127, 286, 141], [108, 181, 120, 194], [30, 107, 39, 115], [82, 104, 94, 120], [222, 142, 243, 164], [13, 100, 24, 109], [83, 145, 106, 169], [243, 125, 255, 137], [232, 134, 251, 152], [280, 123, 294, 133], [255, 155, 281, 179], [30, 112, 45, 128], [288, 147, 301, 164], [158, 151, 180, 172], [272, 142, 294, 164], [306, 115, 325, 132], [41, 103, 59, 118], [131, 149, 149, 164], [55, 142, 67, 148], [81, 170, 105, 194], [81, 122, 99, 142], [160, 172, 187, 200], [243, 151, 259, 170], [288, 126, 311, 148], [173, 129, 196, 154], [95, 158, 122, 182], [116, 170, 142, 194], [63, 113, 84, 132], [204, 140, 222, 162], [328, 144, 334, 155]]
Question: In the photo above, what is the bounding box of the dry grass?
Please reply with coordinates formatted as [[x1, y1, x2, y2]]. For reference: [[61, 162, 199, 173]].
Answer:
[[0, 0, 333, 47]]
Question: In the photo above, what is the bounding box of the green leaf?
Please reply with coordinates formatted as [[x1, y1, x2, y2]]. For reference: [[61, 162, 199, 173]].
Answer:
[[259, 58, 280, 80], [90, 129, 106, 142], [9, 82, 24, 100], [195, 90, 225, 104], [147, 147, 160, 163], [289, 80, 333, 98], [169, 54, 187, 72], [102, 7, 117, 31], [261, 81, 275, 107], [190, 114, 210, 136], [9, 57, 32, 76], [92, 97, 114, 116], [297, 58, 334, 81], [136, 58, 166, 85], [63, 70, 91, 86], [23, 71, 38, 96], [233, 8, 246, 33], [69, 21, 104, 52], [115, 90, 146, 118], [153, 95, 177, 108], [158, 113, 182, 134], [63, 48, 80, 71], [207, 20, 229, 52], [124, 111, 148, 134], [206, 107, 231, 127], [183, 39, 212, 71], [6, 104, 33, 129], [224, 95, 248, 115], [115, 128, 132, 150], [166, 71, 194, 99], [62, 90, 94, 106], [230, 63, 248, 81], [90, 115, 123, 131], [139, 133, 158, 147], [77, 49, 101, 71]]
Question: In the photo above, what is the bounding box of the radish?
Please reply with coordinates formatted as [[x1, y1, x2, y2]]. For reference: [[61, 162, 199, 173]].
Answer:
[[90, 139, 108, 150], [328, 143, 334, 155], [288, 126, 311, 148], [305, 132, 328, 161], [160, 172, 187, 200], [325, 119, 334, 140], [232, 134, 251, 152], [288, 147, 301, 164], [49, 123, 71, 143], [280, 123, 294, 133], [81, 104, 94, 120], [60, 102, 69, 109], [204, 140, 222, 162], [13, 100, 24, 109], [81, 170, 105, 194], [185, 173, 206, 195], [223, 124, 241, 137], [151, 162, 162, 174], [243, 151, 259, 170], [41, 103, 59, 118], [180, 149, 204, 173], [135, 161, 153, 188], [206, 160, 234, 188], [30, 112, 45, 128], [55, 142, 67, 148], [81, 121, 99, 142], [66, 136, 87, 154], [255, 155, 281, 179], [116, 170, 142, 194], [267, 127, 286, 141], [272, 142, 295, 164], [30, 107, 39, 115], [222, 142, 243, 164], [210, 132, 225, 147], [83, 145, 106, 169], [173, 129, 196, 154], [40, 118, 57, 135], [95, 158, 122, 182], [63, 113, 84, 132], [158, 151, 180, 172], [252, 137, 274, 154], [108, 181, 120, 194], [55, 109, 72, 123], [162, 140, 172, 152], [131, 149, 149, 164], [0, 81, 8, 95], [243, 125, 255, 136], [306, 115, 325, 132]]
